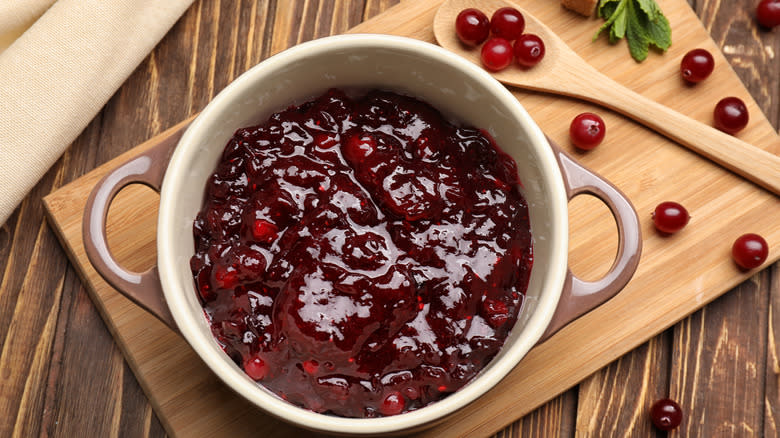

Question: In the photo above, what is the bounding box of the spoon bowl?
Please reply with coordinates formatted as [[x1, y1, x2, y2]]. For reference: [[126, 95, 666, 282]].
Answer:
[[434, 0, 780, 195]]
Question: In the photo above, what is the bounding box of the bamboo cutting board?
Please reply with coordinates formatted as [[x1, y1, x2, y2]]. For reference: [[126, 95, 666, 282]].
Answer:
[[43, 0, 779, 437]]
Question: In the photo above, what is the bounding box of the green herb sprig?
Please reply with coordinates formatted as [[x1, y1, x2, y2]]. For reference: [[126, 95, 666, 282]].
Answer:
[[593, 0, 672, 62]]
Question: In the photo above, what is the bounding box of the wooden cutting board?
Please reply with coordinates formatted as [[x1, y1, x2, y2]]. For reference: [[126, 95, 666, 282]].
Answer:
[[43, 0, 779, 437]]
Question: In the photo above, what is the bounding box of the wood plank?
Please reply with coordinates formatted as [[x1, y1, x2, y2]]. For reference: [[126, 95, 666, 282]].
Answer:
[[575, 334, 671, 437], [766, 264, 780, 438], [669, 272, 771, 436], [0, 153, 73, 438], [512, 388, 578, 437]]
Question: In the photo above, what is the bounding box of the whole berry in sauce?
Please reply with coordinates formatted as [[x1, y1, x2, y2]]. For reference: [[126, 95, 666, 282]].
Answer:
[[732, 233, 769, 270], [569, 112, 606, 150], [244, 355, 269, 381], [481, 37, 514, 71], [490, 7, 526, 40], [379, 391, 406, 416], [713, 96, 749, 134], [650, 398, 683, 431], [652, 202, 690, 234], [680, 48, 714, 83], [514, 34, 546, 67]]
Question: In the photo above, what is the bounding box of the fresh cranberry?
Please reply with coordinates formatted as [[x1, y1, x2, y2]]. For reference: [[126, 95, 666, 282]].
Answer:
[[732, 233, 769, 270], [214, 266, 238, 289], [650, 398, 683, 431], [481, 37, 514, 71], [244, 355, 269, 380], [455, 8, 490, 46], [191, 89, 532, 417], [490, 7, 525, 40], [379, 391, 406, 416], [343, 133, 377, 163], [513, 34, 545, 67], [652, 201, 690, 234], [757, 0, 780, 28], [713, 97, 749, 134], [680, 48, 714, 83], [569, 112, 606, 150]]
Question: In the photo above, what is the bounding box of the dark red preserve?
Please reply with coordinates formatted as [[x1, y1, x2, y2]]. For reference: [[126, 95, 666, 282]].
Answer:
[[190, 89, 533, 417]]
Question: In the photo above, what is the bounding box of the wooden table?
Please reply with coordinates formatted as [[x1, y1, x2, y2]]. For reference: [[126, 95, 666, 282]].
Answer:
[[1, 0, 777, 436]]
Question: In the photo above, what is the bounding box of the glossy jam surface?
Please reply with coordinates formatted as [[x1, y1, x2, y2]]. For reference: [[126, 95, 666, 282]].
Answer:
[[190, 89, 533, 417]]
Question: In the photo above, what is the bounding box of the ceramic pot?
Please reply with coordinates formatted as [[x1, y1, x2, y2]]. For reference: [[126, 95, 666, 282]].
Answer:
[[83, 34, 641, 436]]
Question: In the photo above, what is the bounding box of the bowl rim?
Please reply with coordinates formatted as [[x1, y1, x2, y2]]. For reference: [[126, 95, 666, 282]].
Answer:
[[157, 33, 569, 434]]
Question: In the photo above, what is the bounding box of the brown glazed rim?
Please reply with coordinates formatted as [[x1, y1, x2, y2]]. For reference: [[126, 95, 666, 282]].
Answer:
[[82, 128, 641, 339]]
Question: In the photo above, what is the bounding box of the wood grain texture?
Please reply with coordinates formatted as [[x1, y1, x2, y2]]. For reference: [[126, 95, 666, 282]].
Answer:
[[766, 263, 780, 438], [575, 334, 672, 437], [572, 1, 780, 437], [1, 1, 777, 438], [670, 273, 770, 436]]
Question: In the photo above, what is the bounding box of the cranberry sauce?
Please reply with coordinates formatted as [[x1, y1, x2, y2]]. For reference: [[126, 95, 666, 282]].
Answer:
[[190, 89, 533, 418]]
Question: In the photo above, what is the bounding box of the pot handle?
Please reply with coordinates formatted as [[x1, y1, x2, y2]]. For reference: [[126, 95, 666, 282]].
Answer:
[[82, 126, 187, 330], [538, 139, 642, 342]]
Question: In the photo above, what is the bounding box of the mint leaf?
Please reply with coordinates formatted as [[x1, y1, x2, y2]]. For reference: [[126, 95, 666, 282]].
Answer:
[[625, 5, 651, 60], [594, 0, 672, 62], [646, 13, 672, 50], [610, 7, 627, 41], [598, 0, 621, 18], [594, 0, 627, 41], [635, 0, 660, 21]]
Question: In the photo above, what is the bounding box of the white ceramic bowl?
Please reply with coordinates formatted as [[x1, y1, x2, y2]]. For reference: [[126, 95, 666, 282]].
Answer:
[[84, 34, 640, 435]]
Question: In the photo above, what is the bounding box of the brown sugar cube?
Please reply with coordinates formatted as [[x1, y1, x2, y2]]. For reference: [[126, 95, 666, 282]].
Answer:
[[561, 0, 599, 17]]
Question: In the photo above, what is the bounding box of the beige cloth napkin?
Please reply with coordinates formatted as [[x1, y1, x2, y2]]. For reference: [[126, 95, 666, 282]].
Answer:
[[0, 0, 195, 227]]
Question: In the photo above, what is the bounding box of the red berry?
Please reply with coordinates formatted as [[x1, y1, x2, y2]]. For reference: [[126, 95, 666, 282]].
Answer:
[[569, 112, 606, 150], [757, 0, 780, 28], [252, 219, 278, 243], [214, 266, 238, 289], [244, 355, 269, 380], [490, 7, 525, 40], [513, 34, 545, 67], [343, 133, 377, 163], [480, 38, 514, 71], [379, 391, 406, 416], [713, 97, 749, 134], [455, 8, 490, 46], [732, 233, 769, 270], [652, 202, 690, 234], [650, 398, 683, 431], [680, 48, 714, 83]]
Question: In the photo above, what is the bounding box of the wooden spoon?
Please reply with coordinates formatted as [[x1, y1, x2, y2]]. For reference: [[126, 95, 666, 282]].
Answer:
[[434, 0, 780, 195]]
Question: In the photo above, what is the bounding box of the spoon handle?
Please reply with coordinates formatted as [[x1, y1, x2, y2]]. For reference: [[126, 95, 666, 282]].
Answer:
[[570, 68, 780, 195]]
